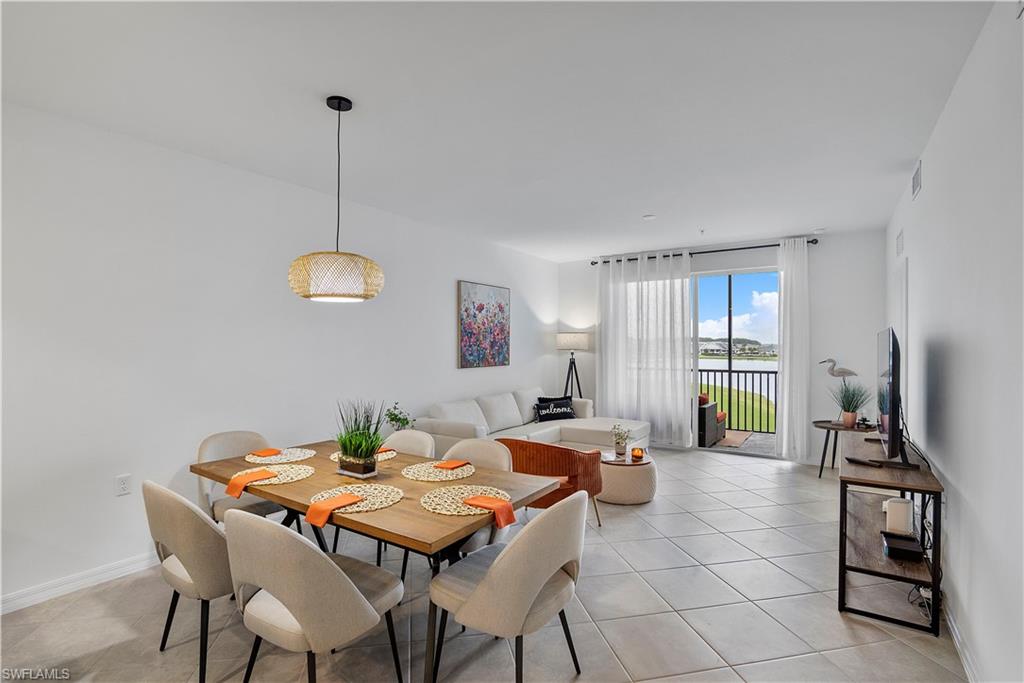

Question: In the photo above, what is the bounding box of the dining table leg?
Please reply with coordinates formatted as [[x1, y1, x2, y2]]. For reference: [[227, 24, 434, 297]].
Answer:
[[311, 526, 328, 553], [419, 552, 442, 682], [423, 599, 437, 683]]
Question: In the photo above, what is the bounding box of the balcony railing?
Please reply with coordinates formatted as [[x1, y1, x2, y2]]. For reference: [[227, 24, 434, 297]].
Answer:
[[698, 368, 777, 434]]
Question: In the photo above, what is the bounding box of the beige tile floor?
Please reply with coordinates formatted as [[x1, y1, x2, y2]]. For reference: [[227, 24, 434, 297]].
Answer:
[[1, 449, 966, 682]]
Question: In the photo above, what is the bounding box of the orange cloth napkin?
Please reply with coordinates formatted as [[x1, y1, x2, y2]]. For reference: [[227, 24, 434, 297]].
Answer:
[[225, 469, 275, 498], [464, 496, 516, 528], [305, 493, 363, 527], [248, 448, 281, 458], [434, 459, 470, 470]]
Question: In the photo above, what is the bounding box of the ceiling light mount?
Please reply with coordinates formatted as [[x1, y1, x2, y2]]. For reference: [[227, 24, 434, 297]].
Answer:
[[326, 95, 353, 112]]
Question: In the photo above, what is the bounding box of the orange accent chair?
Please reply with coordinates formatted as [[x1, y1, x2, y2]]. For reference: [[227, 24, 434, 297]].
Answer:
[[496, 439, 605, 526]]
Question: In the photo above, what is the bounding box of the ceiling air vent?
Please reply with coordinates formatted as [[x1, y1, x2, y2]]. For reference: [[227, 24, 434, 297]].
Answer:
[[912, 161, 922, 200], [896, 230, 904, 257]]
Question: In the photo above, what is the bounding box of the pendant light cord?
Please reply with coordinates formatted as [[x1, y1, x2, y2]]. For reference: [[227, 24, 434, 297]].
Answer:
[[335, 106, 341, 252]]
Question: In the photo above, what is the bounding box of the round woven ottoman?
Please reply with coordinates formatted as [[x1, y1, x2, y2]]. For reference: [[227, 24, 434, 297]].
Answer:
[[596, 455, 658, 505]]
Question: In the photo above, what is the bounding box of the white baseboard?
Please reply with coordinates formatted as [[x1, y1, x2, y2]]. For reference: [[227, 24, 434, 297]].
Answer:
[[945, 607, 979, 682], [1, 551, 159, 615]]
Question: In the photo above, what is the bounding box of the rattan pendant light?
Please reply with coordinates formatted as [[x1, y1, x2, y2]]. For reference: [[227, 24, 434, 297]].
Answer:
[[289, 96, 384, 302]]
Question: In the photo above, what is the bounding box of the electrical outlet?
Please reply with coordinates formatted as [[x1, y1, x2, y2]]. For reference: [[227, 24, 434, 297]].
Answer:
[[115, 474, 132, 497]]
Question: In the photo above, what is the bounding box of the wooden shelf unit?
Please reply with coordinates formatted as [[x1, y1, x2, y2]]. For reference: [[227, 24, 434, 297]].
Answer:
[[844, 490, 933, 585], [838, 433, 943, 636]]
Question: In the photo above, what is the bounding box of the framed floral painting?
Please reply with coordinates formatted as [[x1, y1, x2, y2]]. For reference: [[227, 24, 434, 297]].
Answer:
[[457, 280, 510, 368]]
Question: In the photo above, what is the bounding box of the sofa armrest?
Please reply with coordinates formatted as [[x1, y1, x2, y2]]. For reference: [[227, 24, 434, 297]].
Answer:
[[414, 417, 488, 439], [572, 398, 595, 419]]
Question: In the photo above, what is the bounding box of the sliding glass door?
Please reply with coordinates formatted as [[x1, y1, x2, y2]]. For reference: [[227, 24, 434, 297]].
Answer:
[[695, 270, 779, 454]]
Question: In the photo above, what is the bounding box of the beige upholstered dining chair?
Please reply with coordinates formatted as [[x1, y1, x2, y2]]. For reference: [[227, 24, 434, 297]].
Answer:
[[196, 431, 283, 524], [382, 428, 436, 458], [142, 481, 234, 683], [333, 428, 437, 560], [443, 438, 515, 553], [223, 509, 404, 683], [426, 491, 587, 683]]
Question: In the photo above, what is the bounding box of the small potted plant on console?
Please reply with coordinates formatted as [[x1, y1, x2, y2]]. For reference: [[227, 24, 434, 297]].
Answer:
[[336, 400, 386, 479], [830, 379, 871, 428]]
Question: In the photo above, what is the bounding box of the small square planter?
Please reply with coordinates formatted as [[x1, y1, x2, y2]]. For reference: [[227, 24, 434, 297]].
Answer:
[[337, 458, 378, 479]]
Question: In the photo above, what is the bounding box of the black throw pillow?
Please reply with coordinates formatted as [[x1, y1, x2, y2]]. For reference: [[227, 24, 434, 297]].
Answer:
[[532, 395, 572, 421], [536, 397, 576, 422]]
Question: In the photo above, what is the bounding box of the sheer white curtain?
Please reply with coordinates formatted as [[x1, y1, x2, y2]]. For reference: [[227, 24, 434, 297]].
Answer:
[[597, 253, 692, 447], [776, 238, 810, 460]]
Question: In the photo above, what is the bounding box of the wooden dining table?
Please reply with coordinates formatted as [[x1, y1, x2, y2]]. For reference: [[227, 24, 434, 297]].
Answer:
[[190, 438, 560, 683]]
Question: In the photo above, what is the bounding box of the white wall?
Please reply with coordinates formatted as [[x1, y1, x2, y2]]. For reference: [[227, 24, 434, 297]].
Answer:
[[884, 6, 1023, 681], [806, 230, 887, 457], [557, 260, 598, 399], [1, 104, 559, 603], [557, 231, 886, 457]]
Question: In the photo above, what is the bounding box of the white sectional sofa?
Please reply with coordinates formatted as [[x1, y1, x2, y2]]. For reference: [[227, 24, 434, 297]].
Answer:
[[415, 387, 651, 456]]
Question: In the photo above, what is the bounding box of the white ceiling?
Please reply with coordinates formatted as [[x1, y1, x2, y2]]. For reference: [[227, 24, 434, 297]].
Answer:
[[3, 2, 990, 262]]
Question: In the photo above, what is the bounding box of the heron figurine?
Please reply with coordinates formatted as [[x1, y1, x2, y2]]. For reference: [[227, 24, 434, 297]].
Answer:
[[819, 358, 857, 378]]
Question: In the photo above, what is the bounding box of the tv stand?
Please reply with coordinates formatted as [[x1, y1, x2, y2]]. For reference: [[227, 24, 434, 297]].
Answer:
[[870, 440, 920, 469], [838, 433, 942, 636], [871, 460, 920, 470]]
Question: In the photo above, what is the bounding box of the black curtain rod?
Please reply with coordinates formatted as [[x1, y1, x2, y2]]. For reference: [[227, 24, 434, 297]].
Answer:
[[589, 238, 819, 266]]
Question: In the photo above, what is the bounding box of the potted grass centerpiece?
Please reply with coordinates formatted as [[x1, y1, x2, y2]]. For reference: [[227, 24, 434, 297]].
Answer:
[[336, 400, 386, 479], [830, 379, 871, 428]]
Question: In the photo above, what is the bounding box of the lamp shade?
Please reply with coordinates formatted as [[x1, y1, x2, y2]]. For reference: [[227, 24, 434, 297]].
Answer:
[[556, 332, 591, 351], [288, 251, 384, 302]]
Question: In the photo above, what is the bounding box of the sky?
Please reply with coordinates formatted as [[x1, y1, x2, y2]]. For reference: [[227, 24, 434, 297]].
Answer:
[[698, 271, 779, 344]]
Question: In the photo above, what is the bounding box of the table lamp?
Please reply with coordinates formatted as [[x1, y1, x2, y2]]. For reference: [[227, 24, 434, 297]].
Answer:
[[556, 332, 591, 398]]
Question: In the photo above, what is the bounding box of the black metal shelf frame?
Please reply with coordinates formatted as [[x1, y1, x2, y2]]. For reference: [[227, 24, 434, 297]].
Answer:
[[838, 481, 942, 636]]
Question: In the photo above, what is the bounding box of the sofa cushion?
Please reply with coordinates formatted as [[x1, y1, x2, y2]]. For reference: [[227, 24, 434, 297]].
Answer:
[[414, 417, 488, 439], [512, 387, 543, 424], [476, 393, 523, 432], [489, 422, 562, 443], [558, 417, 651, 448], [428, 400, 488, 429]]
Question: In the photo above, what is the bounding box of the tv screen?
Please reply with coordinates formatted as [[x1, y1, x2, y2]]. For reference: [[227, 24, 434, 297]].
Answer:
[[877, 327, 902, 460]]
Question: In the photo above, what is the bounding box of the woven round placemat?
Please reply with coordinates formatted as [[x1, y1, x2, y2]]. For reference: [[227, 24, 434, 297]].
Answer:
[[420, 485, 511, 516], [401, 461, 476, 482], [330, 449, 397, 464], [232, 464, 314, 486], [244, 448, 316, 465], [309, 484, 404, 513]]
